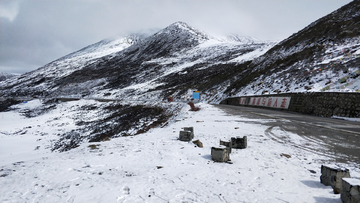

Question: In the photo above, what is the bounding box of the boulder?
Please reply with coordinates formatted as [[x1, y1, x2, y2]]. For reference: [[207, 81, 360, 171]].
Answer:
[[192, 139, 203, 148]]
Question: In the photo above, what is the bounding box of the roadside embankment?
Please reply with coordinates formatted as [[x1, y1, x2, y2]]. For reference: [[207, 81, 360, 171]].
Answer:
[[220, 92, 360, 118]]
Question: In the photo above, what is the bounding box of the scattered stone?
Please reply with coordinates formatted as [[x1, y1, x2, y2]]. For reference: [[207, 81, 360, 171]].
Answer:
[[341, 178, 360, 203], [149, 188, 155, 197], [156, 166, 163, 169], [231, 136, 247, 149], [188, 102, 200, 111], [280, 153, 291, 158], [102, 136, 111, 141], [211, 146, 230, 162], [123, 186, 130, 195], [192, 139, 203, 148], [320, 165, 351, 194], [309, 169, 316, 174], [88, 144, 100, 150]]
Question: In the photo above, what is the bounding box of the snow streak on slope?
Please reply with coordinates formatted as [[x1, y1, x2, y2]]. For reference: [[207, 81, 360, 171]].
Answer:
[[227, 1, 360, 96], [0, 34, 144, 94], [234, 38, 360, 96], [1, 101, 359, 202], [111, 38, 274, 100]]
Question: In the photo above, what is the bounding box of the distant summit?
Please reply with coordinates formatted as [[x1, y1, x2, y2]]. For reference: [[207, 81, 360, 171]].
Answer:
[[117, 21, 212, 62], [225, 34, 262, 44], [0, 72, 17, 82], [155, 21, 209, 42]]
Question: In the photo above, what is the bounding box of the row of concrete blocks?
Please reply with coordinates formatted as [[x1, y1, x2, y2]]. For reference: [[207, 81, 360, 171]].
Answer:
[[178, 127, 247, 163], [211, 136, 247, 162], [320, 165, 360, 203]]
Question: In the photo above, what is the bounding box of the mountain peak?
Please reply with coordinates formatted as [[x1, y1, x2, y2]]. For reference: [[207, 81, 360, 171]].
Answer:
[[167, 21, 192, 30], [155, 21, 209, 42]]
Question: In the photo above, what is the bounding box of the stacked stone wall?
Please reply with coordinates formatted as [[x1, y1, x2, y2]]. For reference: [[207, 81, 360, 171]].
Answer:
[[220, 92, 360, 118]]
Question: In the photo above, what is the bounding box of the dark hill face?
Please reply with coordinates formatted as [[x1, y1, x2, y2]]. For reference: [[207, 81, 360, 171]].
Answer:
[[225, 0, 360, 95], [119, 21, 210, 62], [51, 22, 213, 94]]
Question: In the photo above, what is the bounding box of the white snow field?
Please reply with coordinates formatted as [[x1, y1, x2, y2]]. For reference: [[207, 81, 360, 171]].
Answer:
[[1, 100, 359, 203]]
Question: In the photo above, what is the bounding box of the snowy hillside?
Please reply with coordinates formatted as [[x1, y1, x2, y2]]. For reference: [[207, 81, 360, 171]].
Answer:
[[0, 21, 274, 101], [1, 100, 359, 202], [0, 72, 17, 82], [1, 2, 360, 102], [0, 34, 146, 97], [226, 0, 360, 96]]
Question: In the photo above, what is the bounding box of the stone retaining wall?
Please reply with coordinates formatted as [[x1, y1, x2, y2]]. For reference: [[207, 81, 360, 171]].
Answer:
[[220, 92, 360, 118]]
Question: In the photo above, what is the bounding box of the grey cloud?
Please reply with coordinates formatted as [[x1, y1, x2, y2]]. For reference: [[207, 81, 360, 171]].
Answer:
[[0, 0, 353, 74]]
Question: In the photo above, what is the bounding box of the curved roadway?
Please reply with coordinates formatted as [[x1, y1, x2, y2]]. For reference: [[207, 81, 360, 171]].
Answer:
[[215, 104, 360, 166]]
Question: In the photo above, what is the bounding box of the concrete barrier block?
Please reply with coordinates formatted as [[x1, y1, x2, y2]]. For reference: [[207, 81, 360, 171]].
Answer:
[[219, 140, 232, 153], [341, 178, 360, 203], [320, 165, 351, 194], [231, 136, 247, 149], [183, 127, 194, 134], [179, 131, 194, 141], [211, 146, 230, 162]]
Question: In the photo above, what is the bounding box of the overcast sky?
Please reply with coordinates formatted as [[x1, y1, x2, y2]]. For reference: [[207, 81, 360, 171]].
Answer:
[[0, 0, 353, 74]]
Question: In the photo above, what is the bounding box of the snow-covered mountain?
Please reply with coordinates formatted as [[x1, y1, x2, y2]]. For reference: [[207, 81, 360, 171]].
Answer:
[[1, 2, 360, 101], [0, 21, 275, 101], [0, 72, 17, 82], [225, 0, 360, 96], [0, 33, 147, 97]]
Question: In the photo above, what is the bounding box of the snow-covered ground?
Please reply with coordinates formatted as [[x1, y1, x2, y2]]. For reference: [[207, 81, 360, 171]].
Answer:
[[1, 100, 359, 203]]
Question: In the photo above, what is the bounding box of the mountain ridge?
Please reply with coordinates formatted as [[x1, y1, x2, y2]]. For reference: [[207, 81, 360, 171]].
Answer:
[[0, 21, 274, 101], [224, 0, 360, 96], [1, 0, 360, 102]]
